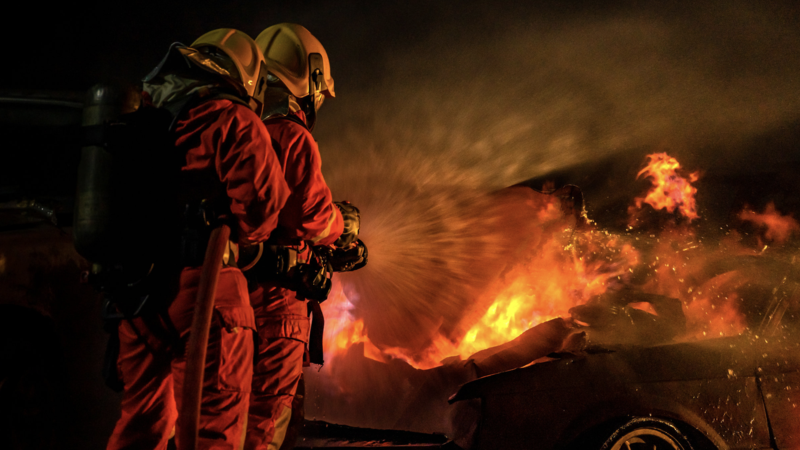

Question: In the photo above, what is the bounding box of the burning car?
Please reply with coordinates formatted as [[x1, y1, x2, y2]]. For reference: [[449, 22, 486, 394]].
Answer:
[[438, 155, 800, 450], [306, 150, 800, 450], [448, 258, 800, 449]]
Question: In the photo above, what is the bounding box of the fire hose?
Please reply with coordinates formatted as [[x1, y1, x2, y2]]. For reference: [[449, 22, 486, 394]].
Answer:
[[178, 224, 231, 450]]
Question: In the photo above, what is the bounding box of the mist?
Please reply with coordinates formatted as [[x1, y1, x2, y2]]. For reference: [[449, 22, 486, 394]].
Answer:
[[318, 1, 800, 188]]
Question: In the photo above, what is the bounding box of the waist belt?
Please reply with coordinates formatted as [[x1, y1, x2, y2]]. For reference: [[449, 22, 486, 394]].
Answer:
[[241, 243, 299, 283]]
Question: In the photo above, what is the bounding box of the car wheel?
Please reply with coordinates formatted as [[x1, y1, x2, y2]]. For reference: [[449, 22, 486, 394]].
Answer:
[[601, 418, 694, 450]]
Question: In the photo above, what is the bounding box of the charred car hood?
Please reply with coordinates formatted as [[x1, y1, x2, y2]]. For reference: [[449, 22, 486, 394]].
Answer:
[[450, 335, 761, 403]]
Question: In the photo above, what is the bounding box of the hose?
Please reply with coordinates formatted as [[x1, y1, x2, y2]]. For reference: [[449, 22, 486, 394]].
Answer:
[[178, 224, 231, 450]]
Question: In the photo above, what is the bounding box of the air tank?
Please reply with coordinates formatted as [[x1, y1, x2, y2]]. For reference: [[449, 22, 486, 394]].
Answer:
[[73, 84, 138, 262]]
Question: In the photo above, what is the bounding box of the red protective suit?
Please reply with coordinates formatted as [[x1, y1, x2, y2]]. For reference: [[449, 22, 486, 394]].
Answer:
[[107, 98, 290, 450], [245, 110, 343, 450]]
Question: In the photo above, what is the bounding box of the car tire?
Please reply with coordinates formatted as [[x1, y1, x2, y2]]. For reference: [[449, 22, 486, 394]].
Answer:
[[600, 418, 694, 450]]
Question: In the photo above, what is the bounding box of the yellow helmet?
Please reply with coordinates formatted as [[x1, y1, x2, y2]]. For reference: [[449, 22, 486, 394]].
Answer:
[[255, 24, 335, 101], [191, 28, 268, 101]]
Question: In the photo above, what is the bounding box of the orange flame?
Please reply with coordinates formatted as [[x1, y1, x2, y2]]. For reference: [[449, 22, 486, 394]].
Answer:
[[320, 153, 783, 372], [739, 202, 800, 245], [320, 283, 386, 365], [632, 153, 699, 221], [322, 226, 642, 370], [439, 232, 639, 363]]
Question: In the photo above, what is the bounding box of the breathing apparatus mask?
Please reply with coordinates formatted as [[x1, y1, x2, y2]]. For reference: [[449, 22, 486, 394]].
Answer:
[[261, 69, 325, 130]]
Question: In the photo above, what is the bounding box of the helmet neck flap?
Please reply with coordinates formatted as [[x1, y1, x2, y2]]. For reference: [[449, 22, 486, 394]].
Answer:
[[260, 74, 323, 131], [144, 43, 247, 98], [144, 29, 269, 116]]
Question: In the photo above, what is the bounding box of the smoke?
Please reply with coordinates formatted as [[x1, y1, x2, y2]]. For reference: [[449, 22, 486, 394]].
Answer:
[[319, 0, 800, 185], [309, 0, 800, 353]]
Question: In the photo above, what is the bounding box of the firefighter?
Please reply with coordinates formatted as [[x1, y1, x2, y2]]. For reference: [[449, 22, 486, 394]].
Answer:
[[106, 29, 290, 450], [242, 24, 362, 450]]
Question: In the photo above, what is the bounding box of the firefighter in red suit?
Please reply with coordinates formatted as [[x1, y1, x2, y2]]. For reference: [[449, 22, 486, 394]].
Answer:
[[240, 24, 362, 450], [106, 29, 290, 450]]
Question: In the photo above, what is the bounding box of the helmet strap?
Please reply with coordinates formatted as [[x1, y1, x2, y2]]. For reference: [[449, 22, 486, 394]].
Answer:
[[300, 95, 317, 132], [250, 60, 269, 117], [305, 53, 327, 132]]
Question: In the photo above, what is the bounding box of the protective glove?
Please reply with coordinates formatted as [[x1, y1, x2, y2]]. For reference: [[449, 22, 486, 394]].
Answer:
[[334, 201, 360, 248], [327, 239, 368, 272]]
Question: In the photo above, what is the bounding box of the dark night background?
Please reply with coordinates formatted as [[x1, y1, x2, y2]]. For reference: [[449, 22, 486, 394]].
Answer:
[[6, 0, 800, 191], [3, 1, 800, 449]]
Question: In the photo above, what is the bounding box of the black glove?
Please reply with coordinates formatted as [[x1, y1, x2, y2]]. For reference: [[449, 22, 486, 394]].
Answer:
[[334, 201, 360, 248], [328, 239, 368, 272], [290, 260, 332, 301]]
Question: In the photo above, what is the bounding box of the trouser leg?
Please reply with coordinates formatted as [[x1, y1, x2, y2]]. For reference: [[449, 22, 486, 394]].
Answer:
[[278, 373, 304, 450], [244, 337, 304, 450], [107, 319, 178, 450], [173, 315, 254, 450]]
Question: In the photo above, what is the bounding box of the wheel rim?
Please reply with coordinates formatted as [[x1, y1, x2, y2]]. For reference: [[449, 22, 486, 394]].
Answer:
[[609, 427, 684, 450]]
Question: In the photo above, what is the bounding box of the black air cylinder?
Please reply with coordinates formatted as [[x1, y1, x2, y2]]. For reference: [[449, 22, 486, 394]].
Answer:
[[73, 84, 130, 262]]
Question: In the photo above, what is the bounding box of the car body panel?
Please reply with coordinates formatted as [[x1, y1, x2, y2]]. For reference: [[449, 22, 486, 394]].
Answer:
[[757, 331, 800, 449], [452, 335, 793, 449]]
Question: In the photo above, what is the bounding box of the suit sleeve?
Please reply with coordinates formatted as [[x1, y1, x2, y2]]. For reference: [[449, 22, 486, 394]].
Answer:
[[215, 103, 291, 244], [278, 124, 344, 246]]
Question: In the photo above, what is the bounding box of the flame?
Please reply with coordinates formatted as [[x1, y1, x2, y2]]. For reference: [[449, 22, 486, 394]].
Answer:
[[320, 280, 388, 366], [739, 202, 800, 245], [321, 225, 642, 370], [631, 153, 699, 221], [320, 152, 787, 372], [439, 230, 639, 362]]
